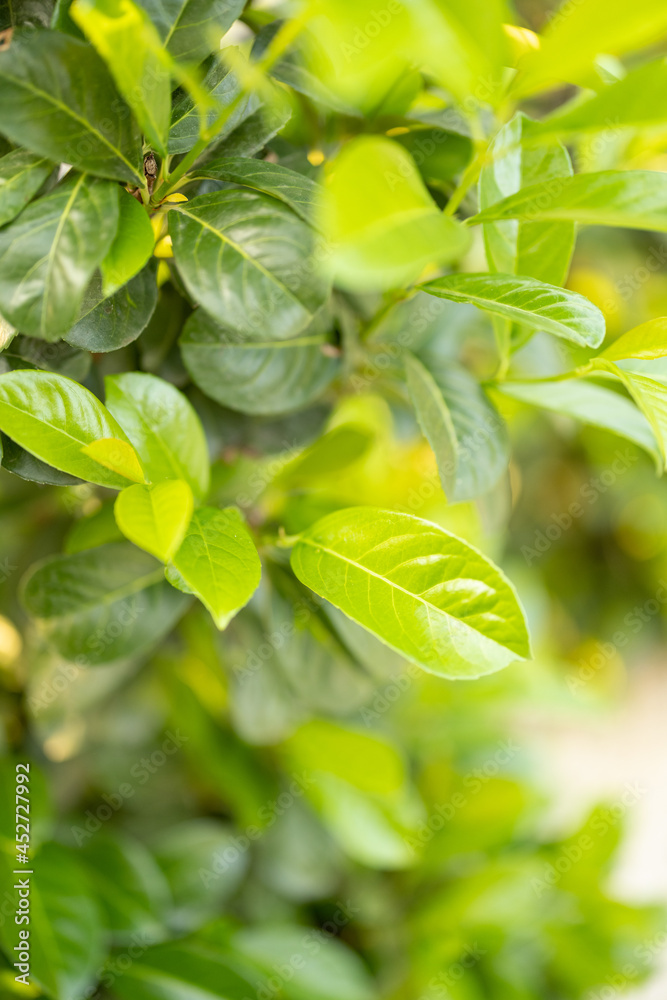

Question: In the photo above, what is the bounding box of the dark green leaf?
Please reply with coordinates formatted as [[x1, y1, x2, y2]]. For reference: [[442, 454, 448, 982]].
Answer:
[[138, 0, 244, 63], [66, 262, 158, 352], [0, 148, 52, 227], [168, 53, 256, 155], [191, 156, 321, 226]]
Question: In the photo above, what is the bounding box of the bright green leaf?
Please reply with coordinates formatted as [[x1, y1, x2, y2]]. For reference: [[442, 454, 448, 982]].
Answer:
[[80, 436, 146, 483], [115, 480, 195, 561], [290, 507, 531, 678], [601, 318, 667, 361], [100, 189, 155, 296]]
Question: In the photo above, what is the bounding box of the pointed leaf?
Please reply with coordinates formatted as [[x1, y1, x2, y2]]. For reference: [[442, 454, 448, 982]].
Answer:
[[0, 369, 141, 488], [0, 172, 119, 339], [180, 308, 339, 415], [421, 272, 605, 348], [0, 148, 52, 227], [192, 156, 321, 226], [115, 480, 194, 561], [471, 171, 667, 233], [169, 506, 262, 629], [290, 507, 531, 678], [105, 371, 210, 498], [592, 358, 667, 470], [169, 190, 330, 340], [600, 318, 667, 361], [80, 437, 145, 483], [0, 29, 143, 183]]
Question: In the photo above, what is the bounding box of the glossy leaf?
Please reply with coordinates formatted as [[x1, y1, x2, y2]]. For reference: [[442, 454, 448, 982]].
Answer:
[[100, 189, 155, 296], [180, 308, 339, 415], [592, 359, 667, 470], [0, 172, 119, 339], [406, 353, 510, 501], [139, 0, 244, 63], [471, 171, 667, 233], [320, 135, 470, 290], [0, 369, 141, 488], [0, 28, 143, 182], [498, 378, 660, 465], [168, 53, 255, 155], [169, 506, 262, 629], [66, 262, 159, 352], [80, 436, 145, 483], [105, 371, 210, 498], [21, 541, 190, 663], [479, 112, 574, 286], [72, 0, 171, 155], [169, 190, 330, 340], [421, 273, 605, 348], [0, 148, 52, 227], [115, 479, 194, 561], [192, 156, 321, 226], [600, 318, 667, 361], [290, 507, 531, 678]]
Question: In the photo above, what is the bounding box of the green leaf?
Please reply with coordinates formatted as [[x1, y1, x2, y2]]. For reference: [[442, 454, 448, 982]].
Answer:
[[600, 318, 667, 361], [72, 0, 171, 155], [0, 172, 119, 339], [100, 189, 155, 296], [180, 308, 339, 415], [80, 436, 146, 482], [406, 353, 509, 501], [511, 0, 667, 98], [0, 369, 143, 488], [139, 0, 244, 63], [498, 378, 660, 465], [208, 99, 290, 159], [421, 272, 605, 348], [591, 359, 667, 470], [479, 113, 575, 286], [290, 507, 531, 678], [168, 506, 261, 629], [21, 541, 190, 663], [65, 501, 123, 552], [1, 433, 81, 485], [1, 0, 53, 29], [539, 59, 667, 136], [320, 135, 470, 291], [471, 171, 667, 233], [0, 148, 52, 227], [115, 480, 194, 561], [192, 156, 321, 226], [284, 719, 405, 795], [168, 52, 253, 155], [0, 843, 105, 1000], [105, 371, 210, 498], [65, 262, 159, 352], [0, 28, 143, 183], [169, 190, 330, 340]]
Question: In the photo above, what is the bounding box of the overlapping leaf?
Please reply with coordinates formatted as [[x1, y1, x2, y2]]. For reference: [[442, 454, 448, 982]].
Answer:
[[139, 0, 244, 63], [192, 156, 321, 226], [0, 148, 52, 227]]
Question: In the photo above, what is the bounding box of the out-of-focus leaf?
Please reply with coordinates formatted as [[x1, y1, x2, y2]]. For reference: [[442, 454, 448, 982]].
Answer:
[[0, 29, 143, 183], [138, 0, 244, 63], [169, 506, 261, 629], [283, 719, 405, 794], [421, 273, 605, 348], [320, 136, 470, 291], [0, 173, 119, 339], [0, 370, 140, 488], [0, 148, 52, 227], [105, 371, 210, 498], [291, 507, 531, 678], [169, 190, 329, 340], [21, 541, 190, 664], [180, 309, 339, 415], [168, 53, 256, 155], [115, 480, 194, 561]]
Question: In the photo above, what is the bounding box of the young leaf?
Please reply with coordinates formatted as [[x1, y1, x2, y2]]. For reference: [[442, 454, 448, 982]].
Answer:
[[539, 59, 667, 137], [180, 308, 340, 415], [191, 157, 321, 226], [498, 378, 660, 466], [0, 148, 52, 227], [81, 436, 145, 483], [105, 371, 210, 498], [0, 370, 142, 488], [290, 507, 531, 678], [421, 273, 605, 348], [168, 506, 262, 629], [320, 136, 470, 291], [471, 171, 667, 233], [115, 480, 194, 561], [0, 29, 144, 183], [21, 541, 190, 663], [407, 354, 510, 501], [479, 113, 574, 286], [591, 359, 667, 470], [71, 0, 171, 155], [0, 172, 120, 339], [66, 263, 159, 352], [169, 190, 330, 340], [600, 318, 667, 361], [139, 0, 244, 64], [100, 189, 155, 296]]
